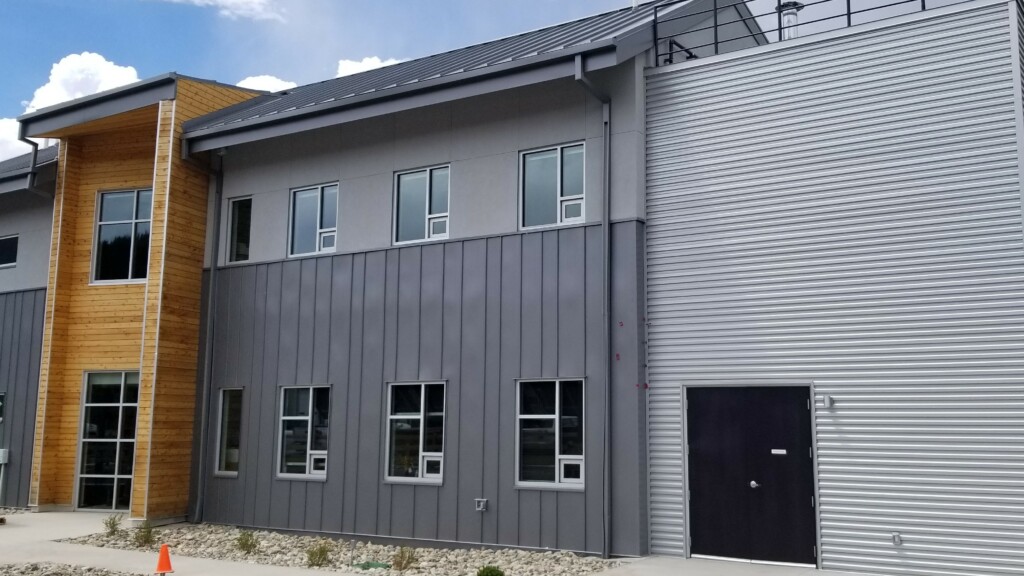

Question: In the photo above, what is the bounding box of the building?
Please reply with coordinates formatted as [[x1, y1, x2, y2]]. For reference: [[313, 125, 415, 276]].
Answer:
[[1, 0, 1023, 573]]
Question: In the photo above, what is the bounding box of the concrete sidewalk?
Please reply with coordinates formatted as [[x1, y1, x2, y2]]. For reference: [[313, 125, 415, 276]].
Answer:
[[0, 512, 346, 575], [602, 556, 865, 576]]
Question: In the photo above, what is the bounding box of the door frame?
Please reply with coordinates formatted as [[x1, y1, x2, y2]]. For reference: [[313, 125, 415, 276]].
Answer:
[[681, 380, 822, 569]]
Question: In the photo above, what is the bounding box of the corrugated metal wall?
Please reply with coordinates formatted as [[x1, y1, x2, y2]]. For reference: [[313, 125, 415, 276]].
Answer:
[[645, 2, 1024, 574], [200, 222, 649, 555], [0, 288, 45, 508]]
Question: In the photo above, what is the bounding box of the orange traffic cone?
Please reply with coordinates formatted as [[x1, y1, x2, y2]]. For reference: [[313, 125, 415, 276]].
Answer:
[[155, 543, 174, 574]]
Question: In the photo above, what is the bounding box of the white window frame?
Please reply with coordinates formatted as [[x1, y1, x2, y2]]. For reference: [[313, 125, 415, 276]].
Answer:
[[215, 388, 243, 477], [393, 165, 450, 245], [288, 183, 338, 257], [0, 234, 17, 269], [384, 381, 446, 485], [91, 189, 153, 284], [226, 196, 253, 264], [276, 386, 331, 480], [518, 142, 585, 231], [515, 378, 585, 490]]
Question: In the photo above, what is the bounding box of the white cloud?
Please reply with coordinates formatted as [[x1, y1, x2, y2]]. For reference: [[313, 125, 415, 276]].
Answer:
[[0, 52, 139, 162], [157, 0, 285, 21], [236, 75, 297, 92], [336, 56, 406, 78], [24, 52, 139, 113]]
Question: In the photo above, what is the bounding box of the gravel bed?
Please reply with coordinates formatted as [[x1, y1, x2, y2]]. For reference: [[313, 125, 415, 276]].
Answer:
[[0, 565, 138, 576], [0, 507, 29, 515], [64, 523, 619, 575]]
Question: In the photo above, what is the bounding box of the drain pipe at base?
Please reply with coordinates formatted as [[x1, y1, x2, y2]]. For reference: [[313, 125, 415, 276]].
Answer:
[[192, 148, 226, 523], [574, 54, 613, 559]]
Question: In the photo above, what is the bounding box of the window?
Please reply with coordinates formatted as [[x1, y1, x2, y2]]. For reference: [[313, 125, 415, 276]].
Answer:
[[279, 387, 330, 477], [395, 166, 449, 243], [521, 143, 584, 229], [228, 197, 252, 263], [217, 389, 243, 475], [94, 189, 152, 281], [516, 379, 584, 486], [290, 184, 338, 256], [77, 372, 139, 511], [386, 382, 446, 482], [0, 235, 17, 268]]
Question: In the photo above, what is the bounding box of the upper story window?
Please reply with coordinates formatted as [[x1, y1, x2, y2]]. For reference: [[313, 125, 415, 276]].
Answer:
[[517, 379, 584, 487], [94, 189, 152, 282], [521, 143, 584, 229], [290, 184, 338, 257], [279, 386, 331, 478], [0, 235, 17, 268], [386, 382, 446, 483], [395, 166, 449, 244], [228, 197, 252, 263]]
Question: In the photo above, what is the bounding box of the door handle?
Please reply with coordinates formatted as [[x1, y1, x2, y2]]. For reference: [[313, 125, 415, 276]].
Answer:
[[750, 480, 761, 489]]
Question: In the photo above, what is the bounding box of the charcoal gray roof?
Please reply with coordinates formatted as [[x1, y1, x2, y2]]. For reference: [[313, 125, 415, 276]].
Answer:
[[184, 0, 680, 135], [0, 145, 58, 180]]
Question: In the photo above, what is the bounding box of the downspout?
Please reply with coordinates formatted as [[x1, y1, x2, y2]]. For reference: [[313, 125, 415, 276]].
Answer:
[[192, 148, 226, 523], [575, 54, 613, 559], [17, 124, 51, 197]]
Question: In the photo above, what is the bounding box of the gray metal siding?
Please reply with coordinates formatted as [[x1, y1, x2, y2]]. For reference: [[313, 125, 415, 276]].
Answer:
[[201, 222, 647, 555], [0, 192, 54, 294], [645, 2, 1024, 574], [0, 288, 45, 508]]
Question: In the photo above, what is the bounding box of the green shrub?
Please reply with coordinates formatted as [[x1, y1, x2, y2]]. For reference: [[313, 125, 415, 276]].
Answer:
[[391, 547, 417, 571], [477, 566, 505, 576], [132, 519, 155, 548], [307, 540, 332, 567], [103, 514, 123, 537], [236, 530, 260, 554]]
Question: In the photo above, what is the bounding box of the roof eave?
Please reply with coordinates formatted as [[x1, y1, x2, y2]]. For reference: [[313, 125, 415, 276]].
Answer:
[[183, 41, 623, 154], [18, 74, 179, 138]]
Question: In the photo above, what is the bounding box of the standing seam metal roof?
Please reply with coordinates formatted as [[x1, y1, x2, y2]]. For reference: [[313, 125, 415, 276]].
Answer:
[[184, 0, 680, 133], [0, 146, 59, 180]]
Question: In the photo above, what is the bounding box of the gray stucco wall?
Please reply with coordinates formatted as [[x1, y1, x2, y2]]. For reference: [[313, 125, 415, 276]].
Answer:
[[205, 58, 645, 268], [0, 288, 45, 508], [199, 221, 647, 555], [0, 192, 54, 293]]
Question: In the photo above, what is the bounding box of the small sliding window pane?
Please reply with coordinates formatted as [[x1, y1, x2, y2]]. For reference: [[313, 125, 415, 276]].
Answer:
[[561, 145, 584, 198], [518, 419, 556, 482], [430, 168, 449, 215], [218, 389, 243, 474], [321, 185, 338, 230], [229, 198, 252, 263], [386, 382, 446, 482], [0, 235, 17, 267]]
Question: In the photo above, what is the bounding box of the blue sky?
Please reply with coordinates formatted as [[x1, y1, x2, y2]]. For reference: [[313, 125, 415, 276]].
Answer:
[[0, 0, 631, 159]]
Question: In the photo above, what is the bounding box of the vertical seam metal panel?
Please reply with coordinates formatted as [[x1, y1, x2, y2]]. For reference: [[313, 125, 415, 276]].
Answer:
[[645, 3, 1024, 574]]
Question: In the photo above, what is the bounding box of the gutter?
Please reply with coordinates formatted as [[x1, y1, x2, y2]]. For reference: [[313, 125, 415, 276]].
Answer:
[[574, 54, 614, 560], [192, 149, 225, 523]]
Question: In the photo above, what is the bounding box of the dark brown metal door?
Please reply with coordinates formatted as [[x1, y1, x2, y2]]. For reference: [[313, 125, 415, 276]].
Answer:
[[687, 386, 817, 565]]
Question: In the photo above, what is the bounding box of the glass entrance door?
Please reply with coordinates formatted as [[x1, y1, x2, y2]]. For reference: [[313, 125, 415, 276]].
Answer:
[[77, 372, 139, 510]]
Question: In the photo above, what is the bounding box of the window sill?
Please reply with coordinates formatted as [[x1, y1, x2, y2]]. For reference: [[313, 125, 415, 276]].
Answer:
[[392, 236, 449, 247], [384, 477, 443, 486], [0, 264, 15, 270], [276, 474, 328, 482], [287, 249, 335, 259], [213, 471, 239, 479], [514, 482, 585, 492], [519, 220, 586, 233], [89, 279, 147, 287]]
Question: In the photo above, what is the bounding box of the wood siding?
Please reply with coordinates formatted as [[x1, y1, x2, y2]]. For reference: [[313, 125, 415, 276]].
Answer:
[[30, 80, 259, 519]]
